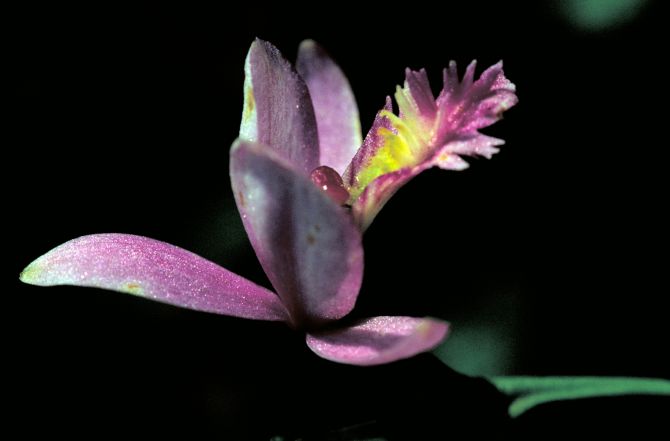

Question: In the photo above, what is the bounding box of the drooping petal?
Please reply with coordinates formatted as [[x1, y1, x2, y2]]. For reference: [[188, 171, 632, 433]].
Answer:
[[296, 40, 362, 175], [19, 234, 289, 321], [239, 38, 319, 175], [230, 139, 363, 326], [306, 316, 449, 366], [347, 61, 517, 229]]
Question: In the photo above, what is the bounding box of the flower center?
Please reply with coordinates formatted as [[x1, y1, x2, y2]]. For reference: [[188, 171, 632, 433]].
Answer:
[[310, 166, 350, 206]]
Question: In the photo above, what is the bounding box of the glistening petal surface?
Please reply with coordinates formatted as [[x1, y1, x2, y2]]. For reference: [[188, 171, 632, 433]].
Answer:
[[306, 316, 449, 366], [296, 40, 362, 175], [20, 234, 288, 321], [230, 139, 363, 326], [347, 61, 517, 229], [343, 96, 393, 190], [239, 39, 319, 175]]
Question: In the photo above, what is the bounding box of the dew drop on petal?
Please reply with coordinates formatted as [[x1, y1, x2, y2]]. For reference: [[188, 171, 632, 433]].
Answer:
[[310, 165, 350, 206]]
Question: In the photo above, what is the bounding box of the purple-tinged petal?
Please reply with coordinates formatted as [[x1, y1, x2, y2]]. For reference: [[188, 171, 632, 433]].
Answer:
[[342, 96, 393, 190], [346, 61, 517, 229], [434, 133, 505, 169], [434, 151, 470, 171], [19, 234, 289, 321], [230, 139, 363, 326], [306, 316, 449, 366], [239, 39, 319, 175], [296, 40, 362, 175], [400, 68, 437, 121], [435, 60, 517, 142]]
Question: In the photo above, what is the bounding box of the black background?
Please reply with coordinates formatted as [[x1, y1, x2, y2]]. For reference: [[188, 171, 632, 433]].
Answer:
[[7, 1, 668, 439]]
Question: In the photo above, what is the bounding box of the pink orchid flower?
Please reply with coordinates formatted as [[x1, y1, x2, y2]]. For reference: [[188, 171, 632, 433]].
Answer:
[[20, 39, 517, 366]]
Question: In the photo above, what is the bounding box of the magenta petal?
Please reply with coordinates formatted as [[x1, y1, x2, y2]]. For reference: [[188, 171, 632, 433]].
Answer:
[[296, 40, 362, 175], [239, 39, 319, 175], [230, 139, 363, 325], [348, 61, 517, 230], [20, 234, 289, 321], [403, 68, 437, 120], [343, 96, 393, 189], [306, 316, 449, 366], [434, 60, 518, 162]]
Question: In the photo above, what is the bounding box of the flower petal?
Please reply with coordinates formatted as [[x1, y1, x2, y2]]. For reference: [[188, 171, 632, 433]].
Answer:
[[20, 234, 288, 321], [239, 39, 319, 175], [230, 139, 363, 326], [433, 60, 518, 163], [296, 40, 362, 175], [403, 68, 438, 120], [306, 316, 449, 366], [348, 61, 517, 229], [342, 96, 393, 191]]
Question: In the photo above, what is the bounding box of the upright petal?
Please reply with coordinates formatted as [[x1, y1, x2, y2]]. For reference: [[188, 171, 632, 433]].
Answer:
[[403, 68, 438, 120], [296, 40, 362, 175], [306, 316, 449, 366], [230, 139, 363, 326], [347, 61, 517, 229], [433, 60, 518, 167], [239, 39, 319, 175], [342, 96, 393, 190], [20, 234, 289, 321]]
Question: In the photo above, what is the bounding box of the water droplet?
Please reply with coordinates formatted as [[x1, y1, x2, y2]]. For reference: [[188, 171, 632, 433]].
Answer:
[[310, 166, 350, 206]]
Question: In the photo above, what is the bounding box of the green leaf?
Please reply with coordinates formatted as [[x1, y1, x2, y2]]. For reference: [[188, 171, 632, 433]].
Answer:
[[490, 376, 670, 417]]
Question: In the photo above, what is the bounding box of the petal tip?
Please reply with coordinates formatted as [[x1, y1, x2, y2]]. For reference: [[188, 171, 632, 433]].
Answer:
[[251, 36, 265, 47], [307, 316, 450, 366], [19, 261, 41, 285], [230, 137, 245, 153], [248, 37, 264, 54], [20, 233, 289, 321], [298, 38, 318, 51], [422, 318, 451, 347], [248, 38, 283, 64]]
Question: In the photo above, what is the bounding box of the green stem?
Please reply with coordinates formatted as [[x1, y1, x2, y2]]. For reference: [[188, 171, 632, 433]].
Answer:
[[489, 376, 670, 418]]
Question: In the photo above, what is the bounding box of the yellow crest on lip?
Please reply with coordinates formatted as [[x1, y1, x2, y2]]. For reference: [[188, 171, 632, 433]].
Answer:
[[347, 84, 438, 201]]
